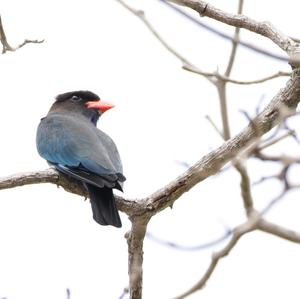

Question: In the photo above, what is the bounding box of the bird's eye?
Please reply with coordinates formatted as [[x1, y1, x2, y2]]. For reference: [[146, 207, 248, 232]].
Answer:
[[71, 95, 81, 102]]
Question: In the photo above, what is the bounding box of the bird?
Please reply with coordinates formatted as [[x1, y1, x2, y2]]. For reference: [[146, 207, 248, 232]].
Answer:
[[36, 90, 125, 227]]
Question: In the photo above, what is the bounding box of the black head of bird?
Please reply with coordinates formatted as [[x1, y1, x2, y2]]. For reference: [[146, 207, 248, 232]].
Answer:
[[51, 90, 114, 124]]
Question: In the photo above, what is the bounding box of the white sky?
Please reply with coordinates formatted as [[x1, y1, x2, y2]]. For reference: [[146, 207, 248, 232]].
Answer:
[[0, 0, 300, 298]]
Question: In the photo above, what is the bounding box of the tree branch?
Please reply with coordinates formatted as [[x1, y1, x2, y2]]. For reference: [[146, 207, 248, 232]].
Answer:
[[183, 67, 291, 85], [224, 0, 243, 77], [147, 229, 232, 251], [0, 15, 43, 54], [1, 3, 300, 299], [126, 218, 149, 299], [0, 168, 135, 215], [116, 0, 192, 66], [166, 0, 297, 54], [2, 69, 299, 299], [174, 211, 260, 299], [174, 211, 300, 299], [1, 70, 300, 218], [258, 219, 300, 243], [117, 0, 291, 85], [159, 0, 291, 62]]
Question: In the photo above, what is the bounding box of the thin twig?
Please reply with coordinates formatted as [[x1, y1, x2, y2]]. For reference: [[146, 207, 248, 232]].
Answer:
[[183, 66, 291, 84], [174, 212, 260, 299], [119, 287, 129, 299], [234, 161, 254, 214], [116, 0, 191, 67], [257, 130, 296, 151], [177, 2, 252, 297], [146, 229, 232, 251], [116, 0, 290, 87], [66, 288, 71, 299], [1, 70, 300, 220], [225, 0, 243, 76], [174, 211, 300, 299], [159, 0, 291, 62], [205, 115, 223, 138], [0, 15, 44, 54], [165, 0, 297, 53]]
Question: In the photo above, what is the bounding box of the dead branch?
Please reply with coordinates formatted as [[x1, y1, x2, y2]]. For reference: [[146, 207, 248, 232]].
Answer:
[[0, 15, 43, 54], [146, 229, 232, 251], [0, 59, 300, 299], [258, 219, 300, 243], [1, 2, 300, 299], [174, 211, 300, 299], [2, 68, 300, 218], [174, 211, 260, 299], [166, 0, 297, 54], [183, 66, 291, 85], [159, 0, 292, 62], [116, 0, 290, 86], [125, 218, 149, 299]]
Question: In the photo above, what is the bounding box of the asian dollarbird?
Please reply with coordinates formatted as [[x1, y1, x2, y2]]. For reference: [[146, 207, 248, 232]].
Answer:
[[36, 90, 125, 227]]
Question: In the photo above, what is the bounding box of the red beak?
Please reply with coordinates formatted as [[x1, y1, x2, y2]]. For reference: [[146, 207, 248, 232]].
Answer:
[[85, 100, 114, 113]]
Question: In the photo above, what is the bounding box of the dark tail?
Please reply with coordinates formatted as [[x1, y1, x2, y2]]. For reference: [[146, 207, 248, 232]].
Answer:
[[85, 183, 122, 228]]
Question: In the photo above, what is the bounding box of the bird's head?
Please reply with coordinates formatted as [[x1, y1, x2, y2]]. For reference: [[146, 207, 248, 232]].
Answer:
[[51, 90, 114, 125]]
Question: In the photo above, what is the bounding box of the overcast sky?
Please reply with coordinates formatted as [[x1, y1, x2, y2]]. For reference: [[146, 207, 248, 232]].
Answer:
[[0, 1, 299, 298]]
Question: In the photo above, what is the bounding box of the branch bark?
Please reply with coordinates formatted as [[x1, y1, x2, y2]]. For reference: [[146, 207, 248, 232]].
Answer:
[[126, 218, 149, 299], [174, 211, 300, 299], [174, 211, 260, 299], [1, 70, 300, 217], [0, 15, 43, 53], [258, 219, 300, 243], [0, 168, 136, 215], [1, 2, 300, 299], [166, 0, 297, 53]]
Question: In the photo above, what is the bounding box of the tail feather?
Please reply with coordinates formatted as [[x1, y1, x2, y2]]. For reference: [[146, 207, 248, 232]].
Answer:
[[85, 183, 122, 228]]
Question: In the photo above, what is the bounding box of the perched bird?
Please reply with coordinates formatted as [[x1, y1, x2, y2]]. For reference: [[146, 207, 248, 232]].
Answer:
[[36, 90, 125, 227]]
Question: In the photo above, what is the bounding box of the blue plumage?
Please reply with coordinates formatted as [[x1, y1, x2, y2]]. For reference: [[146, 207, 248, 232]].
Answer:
[[36, 91, 125, 227]]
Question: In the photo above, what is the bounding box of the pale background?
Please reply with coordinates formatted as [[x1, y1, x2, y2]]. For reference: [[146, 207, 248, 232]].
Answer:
[[0, 0, 299, 298]]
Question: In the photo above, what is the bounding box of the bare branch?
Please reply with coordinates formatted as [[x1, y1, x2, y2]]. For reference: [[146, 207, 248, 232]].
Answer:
[[1, 70, 300, 298], [214, 0, 254, 217], [0, 15, 43, 54], [234, 162, 254, 214], [225, 0, 243, 76], [1, 70, 300, 217], [258, 219, 300, 243], [174, 212, 260, 299], [125, 218, 149, 299], [146, 72, 300, 211], [0, 168, 135, 215], [115, 0, 192, 66], [15, 38, 44, 51], [166, 0, 297, 53], [257, 130, 296, 151], [159, 0, 292, 62], [66, 288, 71, 299], [118, 287, 129, 299], [205, 115, 223, 138], [174, 212, 300, 299], [2, 3, 300, 298], [146, 229, 232, 251], [216, 80, 230, 139], [254, 152, 300, 163], [183, 66, 291, 85], [117, 0, 291, 85]]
